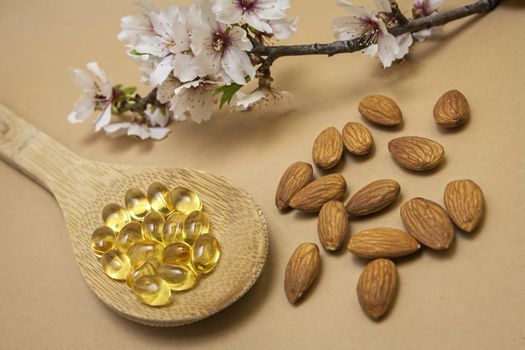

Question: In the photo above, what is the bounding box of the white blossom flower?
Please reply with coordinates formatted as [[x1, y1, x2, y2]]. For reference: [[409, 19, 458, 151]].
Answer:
[[170, 78, 218, 123], [191, 0, 255, 85], [212, 0, 291, 33], [118, 0, 157, 45], [332, 0, 412, 68], [68, 61, 113, 132], [412, 0, 444, 41], [103, 108, 170, 140], [235, 86, 291, 111], [268, 16, 298, 40]]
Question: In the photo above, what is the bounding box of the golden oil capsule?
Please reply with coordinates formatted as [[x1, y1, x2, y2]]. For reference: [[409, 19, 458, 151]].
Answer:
[[132, 275, 172, 306], [126, 257, 161, 287], [192, 234, 221, 274], [147, 182, 174, 216], [183, 210, 210, 244], [163, 242, 192, 265], [162, 212, 186, 244], [142, 210, 165, 243], [157, 263, 197, 291], [91, 226, 115, 257], [102, 203, 130, 232], [127, 240, 164, 265], [170, 187, 202, 215], [125, 187, 151, 220], [116, 221, 143, 253], [101, 249, 131, 280]]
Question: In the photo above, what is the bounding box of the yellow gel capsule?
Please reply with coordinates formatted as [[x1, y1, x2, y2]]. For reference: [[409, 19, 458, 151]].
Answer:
[[158, 264, 197, 291], [116, 221, 143, 253], [127, 240, 164, 265], [192, 234, 221, 274], [126, 258, 161, 287], [183, 210, 210, 244], [101, 249, 131, 280], [133, 275, 172, 306], [170, 187, 202, 215], [162, 212, 186, 244], [91, 226, 115, 257], [125, 187, 151, 220], [142, 210, 165, 243], [147, 182, 174, 216], [102, 203, 130, 232], [163, 242, 191, 265]]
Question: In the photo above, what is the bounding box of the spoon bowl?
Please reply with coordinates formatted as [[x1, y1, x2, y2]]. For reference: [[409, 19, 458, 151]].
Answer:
[[0, 104, 268, 326]]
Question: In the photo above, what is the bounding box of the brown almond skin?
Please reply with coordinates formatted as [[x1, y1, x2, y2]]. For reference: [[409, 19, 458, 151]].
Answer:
[[358, 95, 402, 126], [342, 122, 374, 156], [289, 174, 347, 212], [284, 243, 320, 304], [312, 127, 344, 169], [444, 179, 484, 232], [388, 136, 444, 171], [433, 90, 470, 128], [275, 161, 313, 210], [357, 259, 397, 320], [318, 201, 349, 251], [400, 197, 454, 250], [348, 227, 420, 259], [345, 179, 400, 216]]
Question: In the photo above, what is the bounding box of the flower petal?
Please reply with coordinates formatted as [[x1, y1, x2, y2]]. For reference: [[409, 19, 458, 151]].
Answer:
[[228, 26, 253, 51], [338, 0, 373, 18], [146, 108, 170, 127], [212, 0, 243, 24], [244, 12, 273, 33], [332, 16, 365, 40], [86, 62, 109, 85], [94, 104, 112, 132], [67, 95, 95, 123], [103, 122, 131, 137], [69, 68, 94, 93], [148, 127, 171, 140], [374, 0, 392, 12], [157, 77, 180, 104], [149, 55, 174, 86], [377, 32, 399, 68], [269, 17, 298, 40], [127, 123, 150, 140], [395, 33, 413, 59], [172, 53, 199, 82], [413, 28, 432, 42], [221, 46, 255, 85]]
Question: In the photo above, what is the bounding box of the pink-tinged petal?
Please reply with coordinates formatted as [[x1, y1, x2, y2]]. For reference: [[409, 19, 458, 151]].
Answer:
[[135, 34, 169, 57], [244, 12, 273, 33], [103, 122, 131, 137], [332, 16, 365, 40], [199, 0, 219, 28], [148, 127, 171, 140], [150, 7, 179, 41], [150, 55, 174, 86], [374, 0, 392, 12], [269, 16, 298, 40], [212, 0, 243, 24], [427, 0, 444, 13], [68, 95, 95, 123], [229, 26, 253, 51], [94, 105, 112, 132], [70, 68, 94, 93], [377, 32, 399, 68], [172, 54, 199, 82], [189, 25, 211, 55], [412, 28, 432, 42], [256, 0, 289, 20], [221, 46, 255, 85], [395, 33, 413, 59], [171, 16, 190, 52], [157, 77, 180, 103], [338, 0, 373, 18], [86, 62, 109, 84], [127, 124, 151, 140]]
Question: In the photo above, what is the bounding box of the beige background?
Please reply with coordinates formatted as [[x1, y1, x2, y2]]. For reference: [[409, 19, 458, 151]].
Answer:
[[1, 0, 524, 349]]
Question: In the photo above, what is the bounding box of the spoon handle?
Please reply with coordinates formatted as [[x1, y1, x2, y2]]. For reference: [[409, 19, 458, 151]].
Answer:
[[0, 103, 84, 195]]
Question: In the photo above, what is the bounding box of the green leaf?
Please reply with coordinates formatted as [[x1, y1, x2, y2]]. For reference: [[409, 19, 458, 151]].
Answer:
[[212, 83, 243, 108], [130, 49, 148, 56], [122, 86, 137, 96]]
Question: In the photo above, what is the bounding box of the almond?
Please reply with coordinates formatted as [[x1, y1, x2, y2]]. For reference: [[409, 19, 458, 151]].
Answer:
[[357, 258, 397, 320], [433, 90, 470, 128], [312, 127, 344, 169], [345, 179, 400, 216], [284, 242, 320, 304], [348, 227, 420, 259], [289, 174, 347, 212], [318, 201, 349, 251], [342, 122, 374, 156], [400, 197, 454, 250], [388, 136, 444, 171], [275, 161, 314, 210], [358, 95, 402, 126], [444, 179, 484, 232]]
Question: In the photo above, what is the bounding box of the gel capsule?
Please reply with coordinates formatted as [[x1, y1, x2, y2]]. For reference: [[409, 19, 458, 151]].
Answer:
[[133, 275, 172, 306], [184, 210, 210, 244], [115, 221, 143, 253], [192, 234, 221, 274], [91, 226, 115, 257], [170, 187, 202, 215], [147, 182, 174, 216], [142, 210, 165, 243], [158, 263, 197, 291], [163, 242, 191, 265], [101, 249, 131, 280], [125, 188, 151, 220], [162, 212, 186, 244], [127, 240, 164, 265], [102, 203, 130, 232], [126, 257, 161, 287]]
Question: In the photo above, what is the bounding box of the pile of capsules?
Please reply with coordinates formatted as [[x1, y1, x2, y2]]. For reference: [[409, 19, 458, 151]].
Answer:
[[90, 182, 221, 307]]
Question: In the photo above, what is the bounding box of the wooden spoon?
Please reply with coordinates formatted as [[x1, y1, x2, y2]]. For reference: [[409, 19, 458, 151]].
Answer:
[[0, 104, 268, 326]]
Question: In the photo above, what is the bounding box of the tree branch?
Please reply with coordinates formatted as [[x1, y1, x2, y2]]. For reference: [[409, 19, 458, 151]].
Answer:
[[252, 0, 499, 60]]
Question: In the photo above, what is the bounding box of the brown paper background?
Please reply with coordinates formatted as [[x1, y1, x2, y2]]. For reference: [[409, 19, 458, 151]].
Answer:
[[1, 0, 524, 348]]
